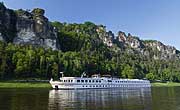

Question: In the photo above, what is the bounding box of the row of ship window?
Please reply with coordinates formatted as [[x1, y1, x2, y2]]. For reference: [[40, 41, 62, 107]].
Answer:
[[60, 79, 148, 83], [81, 85, 149, 88], [77, 80, 101, 83]]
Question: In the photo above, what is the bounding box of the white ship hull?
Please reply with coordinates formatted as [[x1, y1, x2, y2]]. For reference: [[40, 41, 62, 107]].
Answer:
[[50, 77, 151, 90]]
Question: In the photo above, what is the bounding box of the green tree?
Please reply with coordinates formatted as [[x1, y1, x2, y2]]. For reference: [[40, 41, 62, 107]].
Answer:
[[121, 65, 135, 79], [146, 73, 155, 81]]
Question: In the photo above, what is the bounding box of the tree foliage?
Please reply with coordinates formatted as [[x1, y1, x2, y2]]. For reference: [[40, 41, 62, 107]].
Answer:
[[0, 21, 180, 82]]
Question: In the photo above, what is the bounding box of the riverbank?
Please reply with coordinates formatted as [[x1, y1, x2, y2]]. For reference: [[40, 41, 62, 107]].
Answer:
[[1, 82, 180, 88], [152, 82, 180, 87], [0, 82, 51, 88]]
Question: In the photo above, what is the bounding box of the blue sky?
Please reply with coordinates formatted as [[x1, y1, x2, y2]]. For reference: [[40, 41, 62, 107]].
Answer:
[[2, 0, 180, 49]]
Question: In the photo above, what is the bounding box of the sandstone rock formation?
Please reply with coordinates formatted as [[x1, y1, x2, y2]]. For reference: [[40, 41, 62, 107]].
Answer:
[[0, 3, 179, 60], [0, 3, 16, 42], [98, 28, 179, 60], [0, 3, 60, 50]]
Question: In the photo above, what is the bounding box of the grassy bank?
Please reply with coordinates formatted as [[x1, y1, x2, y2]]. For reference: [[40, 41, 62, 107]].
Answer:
[[152, 82, 180, 87], [0, 82, 51, 88], [1, 82, 180, 88]]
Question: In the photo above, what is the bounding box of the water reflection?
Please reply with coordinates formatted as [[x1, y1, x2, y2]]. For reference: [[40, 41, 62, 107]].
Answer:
[[48, 88, 152, 110]]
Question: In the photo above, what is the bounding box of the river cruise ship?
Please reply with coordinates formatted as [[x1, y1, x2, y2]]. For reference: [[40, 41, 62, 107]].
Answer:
[[50, 74, 151, 90]]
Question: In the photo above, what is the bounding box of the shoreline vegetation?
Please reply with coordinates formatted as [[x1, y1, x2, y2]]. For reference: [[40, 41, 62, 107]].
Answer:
[[152, 82, 180, 87], [0, 81, 51, 88], [1, 81, 180, 88]]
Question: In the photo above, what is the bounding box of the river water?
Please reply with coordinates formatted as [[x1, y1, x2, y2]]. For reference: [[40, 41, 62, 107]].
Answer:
[[0, 87, 180, 110]]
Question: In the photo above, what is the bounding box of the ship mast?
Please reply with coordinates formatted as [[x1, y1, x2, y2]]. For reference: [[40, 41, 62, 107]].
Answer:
[[60, 72, 64, 77]]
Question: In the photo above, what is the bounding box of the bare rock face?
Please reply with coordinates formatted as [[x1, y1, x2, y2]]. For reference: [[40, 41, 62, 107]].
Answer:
[[103, 31, 114, 47], [117, 31, 126, 42], [144, 41, 177, 59], [0, 3, 60, 50], [126, 33, 144, 49], [96, 25, 114, 47], [14, 8, 60, 50], [115, 31, 179, 60], [0, 3, 17, 42], [117, 31, 144, 49]]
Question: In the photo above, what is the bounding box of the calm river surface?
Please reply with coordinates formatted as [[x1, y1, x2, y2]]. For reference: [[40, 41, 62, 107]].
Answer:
[[0, 87, 180, 110]]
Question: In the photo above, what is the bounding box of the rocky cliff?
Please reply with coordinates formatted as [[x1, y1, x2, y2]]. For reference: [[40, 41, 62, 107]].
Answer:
[[96, 26, 180, 60], [0, 3, 16, 42], [0, 3, 179, 60], [0, 3, 60, 50]]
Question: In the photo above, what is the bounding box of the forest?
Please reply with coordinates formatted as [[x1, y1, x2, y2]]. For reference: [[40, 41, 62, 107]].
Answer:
[[0, 21, 180, 82]]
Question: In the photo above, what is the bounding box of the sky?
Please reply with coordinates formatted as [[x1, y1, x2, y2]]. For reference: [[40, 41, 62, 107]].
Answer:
[[2, 0, 180, 49]]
